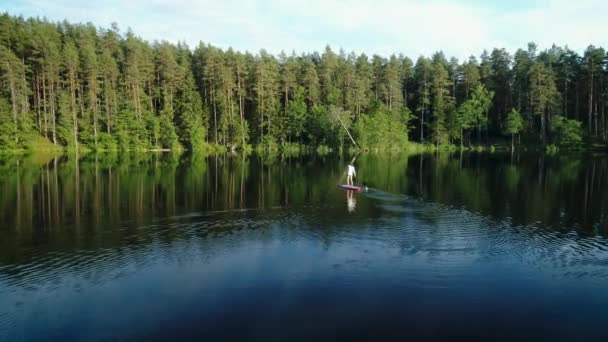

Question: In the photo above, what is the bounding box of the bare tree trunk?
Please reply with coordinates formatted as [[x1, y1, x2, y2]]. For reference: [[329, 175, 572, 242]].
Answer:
[[537, 73, 543, 143], [110, 85, 117, 134], [148, 80, 154, 112], [421, 77, 427, 142], [589, 69, 593, 133], [602, 101, 606, 140], [104, 78, 111, 134], [460, 128, 463, 148], [169, 84, 174, 114], [595, 77, 600, 137], [260, 75, 265, 143], [284, 84, 288, 116], [21, 59, 28, 113], [541, 111, 545, 143], [403, 80, 408, 108], [34, 73, 40, 132], [575, 86, 579, 120], [229, 85, 234, 127], [421, 107, 425, 142], [390, 85, 394, 111], [69, 68, 78, 152], [238, 71, 246, 148], [212, 82, 218, 145], [595, 96, 598, 137], [90, 73, 98, 148], [50, 76, 57, 145], [564, 79, 568, 118], [6, 61, 18, 143], [79, 84, 85, 126]]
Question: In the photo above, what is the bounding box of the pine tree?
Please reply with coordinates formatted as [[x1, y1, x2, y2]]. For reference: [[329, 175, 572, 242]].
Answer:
[[461, 56, 480, 100], [319, 46, 339, 106], [62, 38, 79, 150], [415, 57, 433, 142], [354, 54, 372, 119], [430, 57, 451, 145], [529, 62, 559, 143], [254, 50, 280, 145], [0, 45, 22, 144], [399, 55, 414, 110], [488, 48, 512, 130], [300, 56, 320, 109], [583, 46, 606, 135], [504, 109, 524, 150], [382, 55, 403, 112]]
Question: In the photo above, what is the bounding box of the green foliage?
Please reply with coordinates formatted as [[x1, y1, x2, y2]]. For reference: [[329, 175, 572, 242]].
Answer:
[[18, 112, 36, 138], [287, 86, 308, 142], [113, 110, 150, 151], [143, 112, 160, 149], [97, 132, 118, 151], [305, 105, 331, 145], [550, 116, 583, 146], [0, 124, 18, 151], [0, 98, 18, 150], [175, 73, 209, 151], [529, 62, 559, 141], [470, 85, 494, 129], [355, 105, 409, 150], [430, 115, 449, 146], [256, 135, 280, 153], [504, 109, 524, 135], [456, 101, 476, 133], [1, 14, 608, 154], [56, 92, 76, 147], [158, 112, 180, 150], [327, 105, 353, 148], [545, 144, 559, 154], [454, 84, 493, 145]]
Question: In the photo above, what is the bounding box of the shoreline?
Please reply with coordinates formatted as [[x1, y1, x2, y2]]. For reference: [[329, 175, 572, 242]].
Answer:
[[0, 141, 605, 158]]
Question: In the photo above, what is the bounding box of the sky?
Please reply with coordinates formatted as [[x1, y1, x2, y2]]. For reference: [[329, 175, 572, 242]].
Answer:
[[1, 0, 607, 60]]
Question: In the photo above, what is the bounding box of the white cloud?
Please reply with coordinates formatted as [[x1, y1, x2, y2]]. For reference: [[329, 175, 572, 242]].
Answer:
[[2, 0, 608, 59], [494, 0, 608, 53]]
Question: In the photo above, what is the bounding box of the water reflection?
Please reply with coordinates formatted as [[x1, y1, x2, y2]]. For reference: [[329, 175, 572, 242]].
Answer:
[[346, 191, 356, 213], [1, 151, 608, 340], [1, 151, 607, 234], [0, 150, 606, 275]]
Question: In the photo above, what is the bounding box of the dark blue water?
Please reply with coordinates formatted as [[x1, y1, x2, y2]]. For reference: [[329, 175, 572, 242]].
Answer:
[[1, 152, 607, 340]]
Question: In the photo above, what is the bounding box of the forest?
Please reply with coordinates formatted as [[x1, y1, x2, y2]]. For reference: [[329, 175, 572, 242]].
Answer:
[[1, 13, 607, 153]]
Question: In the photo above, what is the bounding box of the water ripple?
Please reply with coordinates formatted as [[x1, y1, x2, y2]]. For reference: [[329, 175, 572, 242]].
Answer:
[[2, 197, 608, 340]]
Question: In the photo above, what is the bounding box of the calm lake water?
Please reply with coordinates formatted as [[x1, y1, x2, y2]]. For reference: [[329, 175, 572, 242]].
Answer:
[[1, 152, 608, 340]]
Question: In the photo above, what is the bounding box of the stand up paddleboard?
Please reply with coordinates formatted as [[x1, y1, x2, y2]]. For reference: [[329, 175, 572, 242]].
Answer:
[[337, 184, 364, 192]]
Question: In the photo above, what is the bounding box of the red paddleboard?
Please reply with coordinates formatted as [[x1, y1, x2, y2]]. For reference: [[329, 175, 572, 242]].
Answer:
[[337, 184, 363, 192]]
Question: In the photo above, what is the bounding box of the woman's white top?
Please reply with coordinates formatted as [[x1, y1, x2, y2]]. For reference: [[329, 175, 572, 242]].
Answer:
[[347, 165, 356, 176]]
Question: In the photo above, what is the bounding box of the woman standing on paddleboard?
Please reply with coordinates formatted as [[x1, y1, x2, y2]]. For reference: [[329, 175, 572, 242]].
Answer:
[[347, 164, 356, 186]]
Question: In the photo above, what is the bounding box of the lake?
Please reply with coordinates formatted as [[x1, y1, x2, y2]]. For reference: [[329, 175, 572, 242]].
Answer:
[[1, 152, 608, 340]]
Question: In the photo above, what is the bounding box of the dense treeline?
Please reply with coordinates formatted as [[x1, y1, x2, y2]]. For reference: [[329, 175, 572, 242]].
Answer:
[[1, 14, 607, 153]]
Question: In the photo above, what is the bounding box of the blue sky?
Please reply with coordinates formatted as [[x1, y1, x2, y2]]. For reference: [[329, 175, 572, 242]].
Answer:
[[1, 0, 607, 59]]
